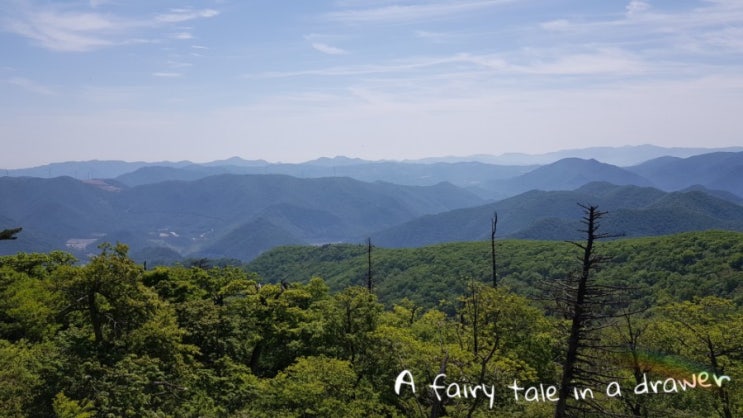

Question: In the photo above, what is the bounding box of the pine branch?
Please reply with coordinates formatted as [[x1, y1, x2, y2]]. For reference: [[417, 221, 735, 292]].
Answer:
[[0, 227, 22, 240]]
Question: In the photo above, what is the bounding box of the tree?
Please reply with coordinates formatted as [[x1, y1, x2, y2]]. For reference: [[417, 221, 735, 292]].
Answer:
[[52, 243, 201, 416], [246, 355, 391, 417], [0, 227, 22, 240], [366, 238, 373, 291], [459, 282, 553, 417], [55, 243, 154, 348], [491, 212, 498, 288], [553, 204, 616, 418], [659, 297, 743, 418]]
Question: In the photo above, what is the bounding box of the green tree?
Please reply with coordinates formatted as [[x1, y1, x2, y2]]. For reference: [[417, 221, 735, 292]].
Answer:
[[50, 244, 201, 416], [659, 297, 743, 418], [246, 355, 392, 417]]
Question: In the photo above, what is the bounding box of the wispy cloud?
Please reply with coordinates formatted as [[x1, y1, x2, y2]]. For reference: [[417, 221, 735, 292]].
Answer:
[[514, 49, 646, 76], [171, 32, 193, 40], [2, 7, 119, 52], [414, 30, 459, 43], [6, 76, 56, 95], [155, 8, 219, 24], [251, 54, 476, 78], [153, 72, 182, 78], [540, 19, 571, 32], [325, 0, 516, 24], [0, 3, 219, 52], [539, 0, 743, 43], [625, 0, 650, 18], [167, 60, 192, 69], [311, 42, 348, 55], [88, 0, 111, 8], [253, 48, 645, 80], [533, 0, 743, 76]]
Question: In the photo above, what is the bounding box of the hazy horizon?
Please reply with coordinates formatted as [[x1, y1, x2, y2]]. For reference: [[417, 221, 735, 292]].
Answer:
[[3, 1, 743, 168], [4, 143, 743, 173]]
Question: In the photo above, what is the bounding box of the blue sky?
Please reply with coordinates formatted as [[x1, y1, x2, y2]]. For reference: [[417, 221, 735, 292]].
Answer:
[[1, 0, 743, 168]]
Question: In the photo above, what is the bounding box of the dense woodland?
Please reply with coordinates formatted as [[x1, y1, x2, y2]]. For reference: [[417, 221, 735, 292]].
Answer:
[[0, 227, 742, 417]]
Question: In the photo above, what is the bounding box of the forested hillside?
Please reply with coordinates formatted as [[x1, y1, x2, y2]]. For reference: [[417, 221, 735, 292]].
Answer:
[[1, 230, 740, 416], [249, 230, 743, 310]]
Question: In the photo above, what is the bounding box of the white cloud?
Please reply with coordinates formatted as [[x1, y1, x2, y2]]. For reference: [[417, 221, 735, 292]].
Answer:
[[153, 72, 182, 77], [251, 54, 480, 78], [89, 0, 112, 8], [172, 32, 193, 40], [513, 49, 646, 76], [167, 60, 192, 68], [0, 3, 219, 52], [252, 48, 644, 81], [414, 30, 459, 43], [700, 27, 743, 52], [311, 42, 347, 55], [540, 19, 571, 31], [6, 76, 55, 95], [2, 8, 119, 52], [325, 0, 516, 24], [626, 0, 650, 17], [533, 0, 743, 69], [155, 9, 219, 24]]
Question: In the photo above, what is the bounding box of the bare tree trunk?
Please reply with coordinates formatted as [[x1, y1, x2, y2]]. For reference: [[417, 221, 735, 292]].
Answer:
[[0, 227, 22, 240], [430, 354, 449, 418], [554, 204, 606, 418], [366, 237, 373, 291], [491, 212, 498, 288]]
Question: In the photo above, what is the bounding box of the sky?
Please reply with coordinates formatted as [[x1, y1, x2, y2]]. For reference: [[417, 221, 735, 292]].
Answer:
[[1, 0, 743, 168]]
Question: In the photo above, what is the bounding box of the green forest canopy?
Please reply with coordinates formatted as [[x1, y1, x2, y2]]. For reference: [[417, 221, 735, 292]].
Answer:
[[0, 230, 741, 417]]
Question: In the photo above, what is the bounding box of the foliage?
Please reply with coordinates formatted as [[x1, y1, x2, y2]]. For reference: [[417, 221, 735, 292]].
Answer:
[[0, 231, 740, 416], [249, 230, 743, 310]]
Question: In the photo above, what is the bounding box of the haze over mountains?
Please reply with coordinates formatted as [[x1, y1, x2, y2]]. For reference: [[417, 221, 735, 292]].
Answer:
[[2, 145, 743, 262]]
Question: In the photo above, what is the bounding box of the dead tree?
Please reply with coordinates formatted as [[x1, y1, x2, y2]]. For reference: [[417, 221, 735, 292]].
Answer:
[[0, 227, 22, 240], [491, 212, 498, 288], [553, 204, 619, 418], [366, 237, 373, 291]]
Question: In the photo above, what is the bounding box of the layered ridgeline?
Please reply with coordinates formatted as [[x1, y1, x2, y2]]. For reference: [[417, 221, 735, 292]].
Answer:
[[4, 147, 743, 200], [248, 230, 743, 310], [107, 150, 743, 200], [3, 149, 743, 263], [3, 174, 743, 263], [371, 182, 743, 248], [0, 174, 483, 261]]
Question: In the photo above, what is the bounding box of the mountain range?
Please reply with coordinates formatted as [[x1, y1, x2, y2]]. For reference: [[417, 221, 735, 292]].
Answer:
[[6, 145, 743, 179], [2, 146, 743, 262], [108, 150, 743, 200], [0, 174, 482, 261], [370, 182, 743, 247]]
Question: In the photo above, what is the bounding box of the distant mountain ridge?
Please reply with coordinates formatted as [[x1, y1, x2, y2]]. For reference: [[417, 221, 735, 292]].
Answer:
[[408, 145, 743, 166], [486, 158, 653, 197], [5, 147, 743, 201], [79, 150, 743, 200], [3, 147, 743, 263], [5, 144, 742, 180], [0, 174, 483, 261], [371, 182, 743, 247], [627, 152, 743, 197]]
